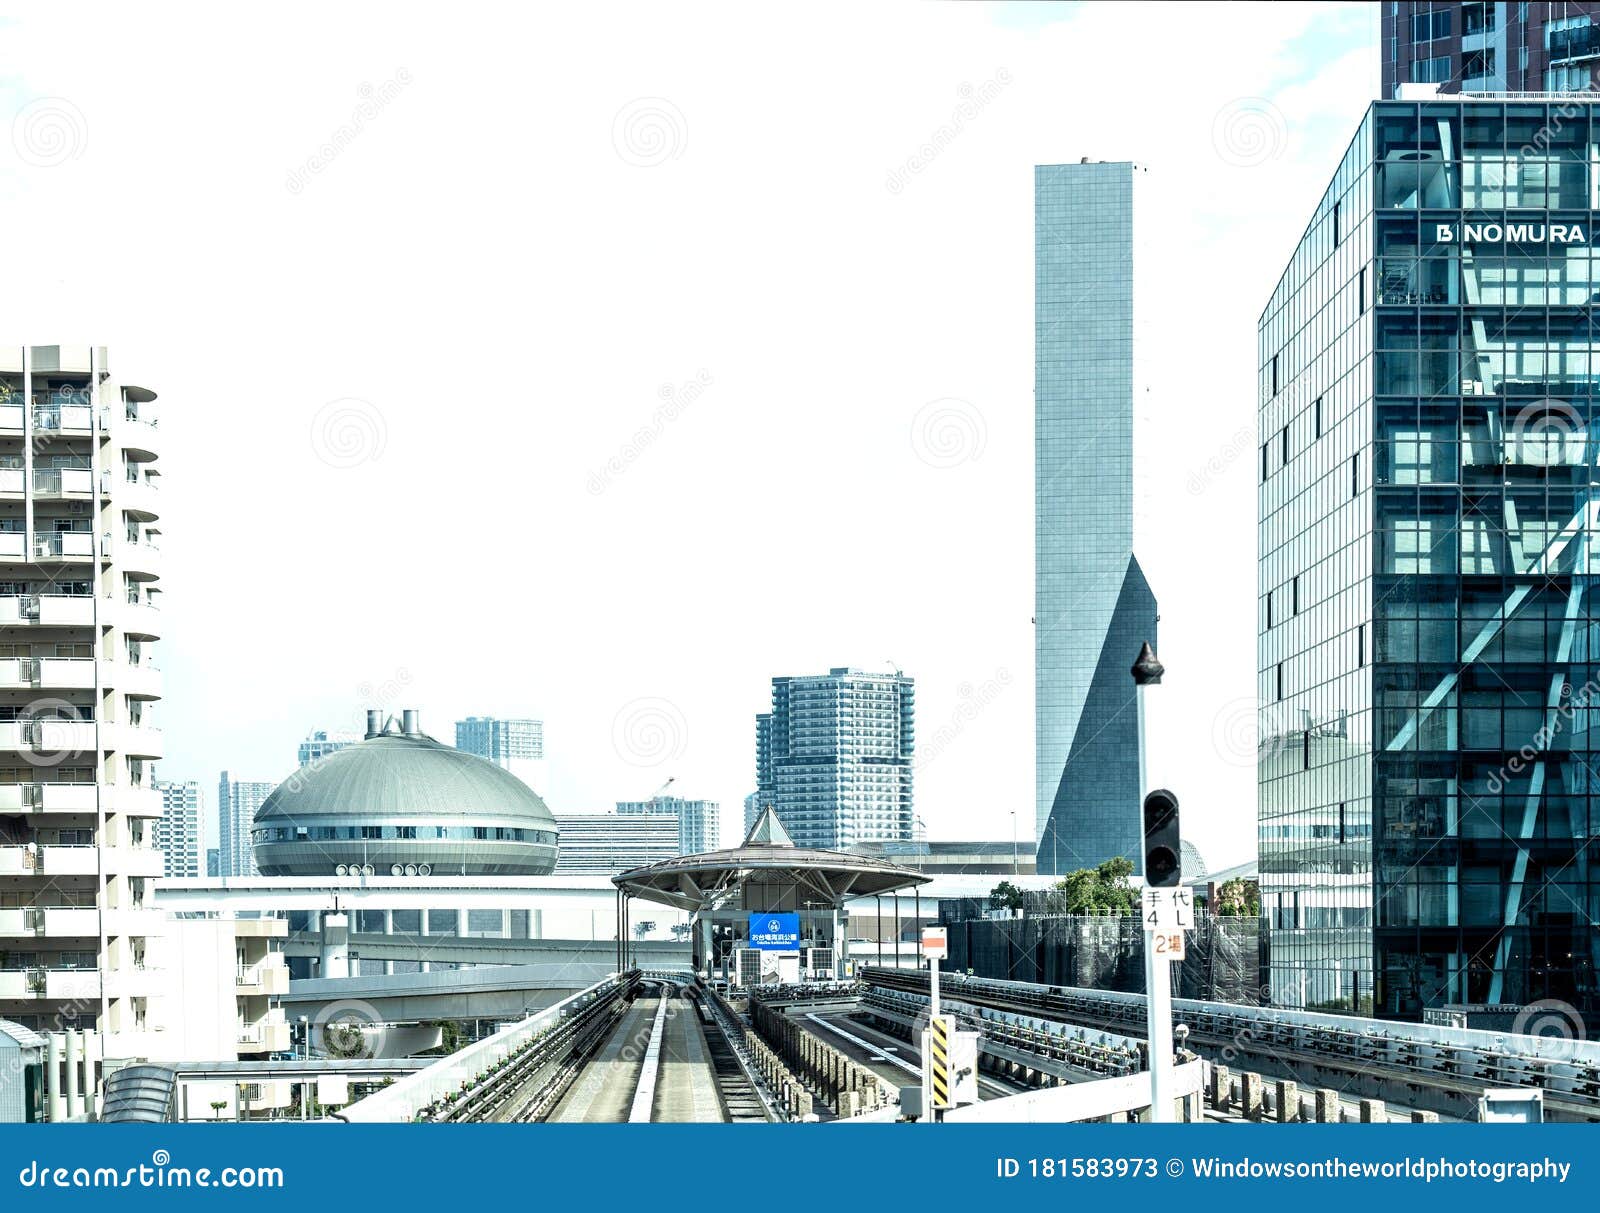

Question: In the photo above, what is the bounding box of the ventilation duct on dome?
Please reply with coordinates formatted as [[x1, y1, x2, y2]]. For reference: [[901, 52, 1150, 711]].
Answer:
[[402, 709, 420, 736], [365, 709, 383, 739]]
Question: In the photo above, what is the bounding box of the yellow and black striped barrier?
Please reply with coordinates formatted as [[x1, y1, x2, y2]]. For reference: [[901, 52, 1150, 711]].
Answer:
[[930, 1015, 952, 1111]]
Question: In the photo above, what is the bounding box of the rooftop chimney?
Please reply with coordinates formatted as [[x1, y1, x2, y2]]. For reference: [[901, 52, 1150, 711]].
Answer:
[[402, 709, 420, 736], [365, 709, 383, 739]]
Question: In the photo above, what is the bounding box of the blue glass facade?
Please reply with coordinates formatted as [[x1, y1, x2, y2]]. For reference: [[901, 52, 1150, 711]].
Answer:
[[1035, 161, 1158, 876], [1261, 99, 1600, 1024]]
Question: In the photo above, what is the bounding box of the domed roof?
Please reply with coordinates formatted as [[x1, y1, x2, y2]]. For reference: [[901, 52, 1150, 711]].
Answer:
[[1180, 839, 1208, 881], [256, 725, 555, 828]]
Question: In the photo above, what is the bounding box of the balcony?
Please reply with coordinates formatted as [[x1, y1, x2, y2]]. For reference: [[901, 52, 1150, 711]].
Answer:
[[103, 907, 166, 937], [0, 656, 96, 690], [0, 968, 99, 1000], [0, 467, 21, 497], [31, 467, 96, 498], [236, 1019, 292, 1053], [0, 844, 100, 879], [0, 783, 98, 813], [115, 660, 162, 700], [0, 402, 20, 433], [118, 534, 161, 579], [118, 596, 161, 640], [0, 593, 95, 626], [0, 718, 98, 756], [30, 396, 98, 436], [236, 964, 289, 996], [30, 530, 94, 560], [1550, 25, 1600, 64], [120, 405, 159, 460], [106, 785, 161, 817], [120, 472, 159, 519]]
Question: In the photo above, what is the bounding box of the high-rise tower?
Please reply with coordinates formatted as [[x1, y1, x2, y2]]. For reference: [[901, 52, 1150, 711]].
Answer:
[[1034, 163, 1158, 877]]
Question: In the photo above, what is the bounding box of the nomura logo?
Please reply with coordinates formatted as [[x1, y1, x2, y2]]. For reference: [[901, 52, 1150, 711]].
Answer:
[[1434, 222, 1588, 244]]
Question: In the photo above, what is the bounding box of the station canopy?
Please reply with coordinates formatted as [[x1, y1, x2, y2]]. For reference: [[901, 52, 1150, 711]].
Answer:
[[612, 805, 930, 912]]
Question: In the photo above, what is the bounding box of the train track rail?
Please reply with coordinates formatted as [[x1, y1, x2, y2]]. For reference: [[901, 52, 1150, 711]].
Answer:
[[862, 967, 1600, 1121]]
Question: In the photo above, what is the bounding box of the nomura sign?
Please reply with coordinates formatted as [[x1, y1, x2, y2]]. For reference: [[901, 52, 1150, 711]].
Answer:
[[1434, 222, 1588, 244]]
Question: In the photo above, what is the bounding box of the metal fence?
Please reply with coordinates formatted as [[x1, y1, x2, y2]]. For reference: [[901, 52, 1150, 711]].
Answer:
[[940, 912, 1262, 1005]]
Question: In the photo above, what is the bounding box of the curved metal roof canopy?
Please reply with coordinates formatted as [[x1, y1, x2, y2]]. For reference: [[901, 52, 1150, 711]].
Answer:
[[612, 805, 930, 912]]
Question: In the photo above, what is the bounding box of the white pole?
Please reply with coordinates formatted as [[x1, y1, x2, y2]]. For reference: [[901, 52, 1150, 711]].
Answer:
[[1137, 679, 1176, 1124], [927, 951, 941, 1122]]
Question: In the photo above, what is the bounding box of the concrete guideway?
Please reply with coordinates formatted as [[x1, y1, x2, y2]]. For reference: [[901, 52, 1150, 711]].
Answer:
[[651, 998, 725, 1123], [550, 998, 660, 1123]]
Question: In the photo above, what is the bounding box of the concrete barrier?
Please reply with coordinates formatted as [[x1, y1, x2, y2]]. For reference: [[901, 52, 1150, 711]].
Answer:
[[1315, 1088, 1340, 1123], [1241, 1072, 1264, 1119], [1275, 1080, 1298, 1123], [1360, 1098, 1386, 1123]]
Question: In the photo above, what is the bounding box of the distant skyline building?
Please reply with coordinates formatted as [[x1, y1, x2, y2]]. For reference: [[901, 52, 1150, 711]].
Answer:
[[297, 729, 359, 767], [617, 795, 720, 855], [216, 773, 274, 878], [755, 667, 915, 850], [553, 812, 677, 873], [153, 779, 204, 878], [743, 792, 761, 837], [455, 715, 546, 793], [1382, 3, 1600, 97], [1034, 161, 1157, 878]]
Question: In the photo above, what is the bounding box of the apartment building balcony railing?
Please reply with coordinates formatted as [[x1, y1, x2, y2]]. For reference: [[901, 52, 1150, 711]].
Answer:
[[29, 530, 95, 559]]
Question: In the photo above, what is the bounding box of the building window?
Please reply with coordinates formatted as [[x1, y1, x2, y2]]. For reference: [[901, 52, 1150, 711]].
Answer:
[[1463, 48, 1496, 81], [1292, 575, 1301, 615], [1351, 452, 1360, 498], [1357, 622, 1366, 667], [1547, 64, 1590, 91], [1271, 354, 1279, 396], [1261, 443, 1270, 482], [1412, 9, 1450, 43], [1314, 396, 1323, 438], [1276, 661, 1285, 701], [1332, 200, 1341, 246], [1266, 590, 1274, 630], [1281, 425, 1290, 465], [1410, 56, 1451, 83]]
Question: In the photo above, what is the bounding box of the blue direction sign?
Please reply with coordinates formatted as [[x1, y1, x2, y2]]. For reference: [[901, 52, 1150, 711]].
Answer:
[[748, 911, 800, 951]]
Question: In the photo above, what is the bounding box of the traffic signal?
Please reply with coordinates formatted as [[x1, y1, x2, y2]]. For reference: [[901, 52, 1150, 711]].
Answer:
[[1142, 789, 1181, 887]]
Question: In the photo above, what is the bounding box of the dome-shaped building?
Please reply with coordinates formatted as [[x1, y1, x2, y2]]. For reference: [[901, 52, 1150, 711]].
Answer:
[[251, 710, 558, 877]]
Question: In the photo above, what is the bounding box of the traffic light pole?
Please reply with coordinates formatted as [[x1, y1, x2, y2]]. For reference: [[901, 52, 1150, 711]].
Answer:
[[1133, 643, 1176, 1124]]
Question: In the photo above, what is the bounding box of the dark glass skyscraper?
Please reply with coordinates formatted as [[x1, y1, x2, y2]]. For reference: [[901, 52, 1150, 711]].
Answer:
[[1260, 97, 1600, 1025], [1035, 161, 1157, 877]]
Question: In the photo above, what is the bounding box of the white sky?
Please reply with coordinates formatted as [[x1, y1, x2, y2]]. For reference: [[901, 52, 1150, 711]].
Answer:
[[0, 2, 1380, 867]]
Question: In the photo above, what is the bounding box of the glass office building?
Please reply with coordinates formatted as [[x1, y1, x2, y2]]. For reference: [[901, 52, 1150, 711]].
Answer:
[[1035, 161, 1157, 876], [1260, 96, 1600, 1024]]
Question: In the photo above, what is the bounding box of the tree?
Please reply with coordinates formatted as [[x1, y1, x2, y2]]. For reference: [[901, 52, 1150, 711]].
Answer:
[[208, 1100, 227, 1121], [1214, 877, 1260, 917], [633, 921, 655, 939], [1053, 857, 1138, 916], [669, 923, 692, 941], [989, 880, 1027, 913]]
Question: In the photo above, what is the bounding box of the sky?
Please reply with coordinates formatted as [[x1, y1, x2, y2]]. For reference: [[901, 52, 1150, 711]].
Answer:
[[0, 1, 1380, 867]]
